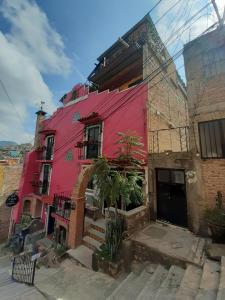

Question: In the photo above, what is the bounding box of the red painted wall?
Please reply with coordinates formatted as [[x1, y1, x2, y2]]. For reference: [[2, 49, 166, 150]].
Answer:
[[13, 83, 148, 223]]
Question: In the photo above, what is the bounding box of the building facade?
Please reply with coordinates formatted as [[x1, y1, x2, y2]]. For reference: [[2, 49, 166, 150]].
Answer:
[[11, 15, 187, 248], [149, 24, 225, 235]]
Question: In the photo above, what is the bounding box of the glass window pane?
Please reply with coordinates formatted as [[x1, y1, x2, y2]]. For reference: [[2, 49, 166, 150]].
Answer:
[[157, 170, 170, 183], [172, 171, 184, 184]]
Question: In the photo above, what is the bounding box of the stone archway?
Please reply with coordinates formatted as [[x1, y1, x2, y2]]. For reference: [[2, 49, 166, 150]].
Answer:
[[68, 165, 94, 248]]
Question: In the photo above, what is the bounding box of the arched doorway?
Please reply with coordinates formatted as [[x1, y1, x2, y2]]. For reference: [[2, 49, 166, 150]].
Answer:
[[68, 165, 94, 248]]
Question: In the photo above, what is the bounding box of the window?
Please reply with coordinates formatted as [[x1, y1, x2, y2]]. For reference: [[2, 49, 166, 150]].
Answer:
[[85, 125, 101, 159], [45, 136, 54, 160], [199, 119, 225, 159], [40, 164, 51, 195]]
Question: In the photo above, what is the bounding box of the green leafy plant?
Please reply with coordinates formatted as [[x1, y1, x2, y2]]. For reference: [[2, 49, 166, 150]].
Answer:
[[92, 131, 145, 261], [115, 131, 146, 168]]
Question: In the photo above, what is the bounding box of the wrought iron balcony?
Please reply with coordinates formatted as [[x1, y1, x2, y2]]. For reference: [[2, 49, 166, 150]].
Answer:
[[30, 180, 49, 195], [53, 193, 72, 220], [75, 141, 101, 160], [149, 126, 189, 154]]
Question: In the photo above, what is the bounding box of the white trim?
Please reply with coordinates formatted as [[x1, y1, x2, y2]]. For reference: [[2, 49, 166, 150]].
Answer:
[[39, 164, 52, 195], [84, 124, 102, 159], [64, 95, 88, 107], [45, 135, 55, 160]]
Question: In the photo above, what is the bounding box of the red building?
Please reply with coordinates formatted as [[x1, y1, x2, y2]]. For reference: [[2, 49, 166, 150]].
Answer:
[[11, 15, 187, 249]]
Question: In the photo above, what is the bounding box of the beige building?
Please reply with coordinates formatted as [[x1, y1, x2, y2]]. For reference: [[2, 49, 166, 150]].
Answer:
[[0, 162, 22, 241], [148, 25, 225, 235]]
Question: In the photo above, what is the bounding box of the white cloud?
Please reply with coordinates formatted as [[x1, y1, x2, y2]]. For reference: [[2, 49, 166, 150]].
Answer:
[[0, 0, 72, 143]]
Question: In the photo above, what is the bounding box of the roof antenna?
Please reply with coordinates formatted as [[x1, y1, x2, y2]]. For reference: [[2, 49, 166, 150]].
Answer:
[[211, 0, 223, 27]]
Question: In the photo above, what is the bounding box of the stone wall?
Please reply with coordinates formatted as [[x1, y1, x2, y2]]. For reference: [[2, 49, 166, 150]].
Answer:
[[182, 26, 225, 231], [115, 206, 150, 235], [0, 164, 22, 241]]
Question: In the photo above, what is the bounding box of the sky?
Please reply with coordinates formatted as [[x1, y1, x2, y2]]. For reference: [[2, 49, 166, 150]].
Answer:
[[0, 0, 224, 143]]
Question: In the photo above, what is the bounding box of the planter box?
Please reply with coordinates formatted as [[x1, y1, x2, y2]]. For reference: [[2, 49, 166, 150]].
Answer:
[[106, 206, 150, 235]]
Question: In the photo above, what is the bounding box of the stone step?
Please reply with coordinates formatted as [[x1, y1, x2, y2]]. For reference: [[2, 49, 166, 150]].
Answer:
[[87, 227, 105, 244], [154, 265, 185, 300], [82, 235, 102, 251], [67, 245, 93, 269], [196, 259, 220, 300], [85, 216, 106, 233], [137, 265, 169, 300], [106, 272, 137, 300], [216, 256, 225, 300], [194, 238, 206, 266], [175, 264, 202, 300]]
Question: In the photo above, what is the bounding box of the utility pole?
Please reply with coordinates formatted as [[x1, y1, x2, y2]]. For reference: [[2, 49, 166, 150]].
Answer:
[[211, 0, 223, 27]]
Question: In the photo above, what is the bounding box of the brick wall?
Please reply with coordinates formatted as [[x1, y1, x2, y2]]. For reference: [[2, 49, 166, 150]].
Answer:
[[183, 26, 225, 231], [143, 42, 188, 153], [0, 164, 22, 241]]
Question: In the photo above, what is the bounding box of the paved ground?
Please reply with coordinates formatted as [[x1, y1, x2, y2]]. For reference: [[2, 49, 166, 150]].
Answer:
[[35, 259, 117, 300], [132, 222, 208, 266]]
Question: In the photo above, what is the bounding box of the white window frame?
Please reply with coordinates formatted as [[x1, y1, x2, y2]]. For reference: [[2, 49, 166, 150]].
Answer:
[[45, 135, 55, 160], [84, 124, 102, 159], [39, 163, 52, 195]]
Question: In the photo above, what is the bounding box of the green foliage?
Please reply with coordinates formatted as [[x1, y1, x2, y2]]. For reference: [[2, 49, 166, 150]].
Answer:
[[205, 191, 225, 226], [105, 218, 124, 261], [92, 132, 145, 261], [115, 131, 146, 168], [93, 157, 144, 212]]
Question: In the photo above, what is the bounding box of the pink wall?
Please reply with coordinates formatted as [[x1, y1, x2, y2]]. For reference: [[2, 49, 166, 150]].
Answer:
[[14, 83, 148, 223], [12, 150, 39, 223]]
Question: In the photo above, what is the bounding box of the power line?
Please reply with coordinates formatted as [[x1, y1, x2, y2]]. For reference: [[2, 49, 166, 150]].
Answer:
[[44, 3, 216, 157], [147, 0, 164, 15]]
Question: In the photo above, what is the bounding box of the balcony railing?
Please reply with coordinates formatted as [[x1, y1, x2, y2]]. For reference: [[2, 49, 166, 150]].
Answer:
[[149, 126, 189, 154], [76, 141, 101, 160], [36, 145, 53, 161], [53, 193, 72, 220], [30, 180, 49, 195]]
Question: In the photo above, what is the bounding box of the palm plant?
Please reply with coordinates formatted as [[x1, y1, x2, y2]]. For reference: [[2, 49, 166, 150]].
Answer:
[[92, 132, 145, 261]]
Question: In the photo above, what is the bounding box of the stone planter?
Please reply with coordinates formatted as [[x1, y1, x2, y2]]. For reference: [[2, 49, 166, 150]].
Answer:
[[92, 250, 121, 277], [208, 222, 225, 243]]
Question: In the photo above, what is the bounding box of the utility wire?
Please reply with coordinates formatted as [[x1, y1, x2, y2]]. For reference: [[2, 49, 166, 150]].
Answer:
[[44, 3, 216, 157]]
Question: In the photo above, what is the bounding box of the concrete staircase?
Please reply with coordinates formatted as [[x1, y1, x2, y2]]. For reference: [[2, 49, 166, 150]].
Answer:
[[67, 217, 105, 268], [106, 257, 225, 300]]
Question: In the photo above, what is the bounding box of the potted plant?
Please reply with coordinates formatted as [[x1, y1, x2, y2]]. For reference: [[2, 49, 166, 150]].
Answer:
[[205, 191, 225, 243]]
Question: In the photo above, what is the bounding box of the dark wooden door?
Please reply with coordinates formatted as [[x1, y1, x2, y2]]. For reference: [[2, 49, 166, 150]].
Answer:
[[156, 169, 187, 227]]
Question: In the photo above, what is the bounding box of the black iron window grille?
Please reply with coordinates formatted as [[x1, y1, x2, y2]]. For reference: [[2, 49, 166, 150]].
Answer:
[[45, 136, 54, 160], [85, 125, 101, 159], [53, 193, 71, 220], [40, 164, 51, 195], [199, 118, 225, 159]]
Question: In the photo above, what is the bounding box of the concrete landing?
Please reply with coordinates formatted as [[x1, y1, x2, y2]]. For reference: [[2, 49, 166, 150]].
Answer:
[[132, 222, 208, 267], [67, 245, 93, 269]]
